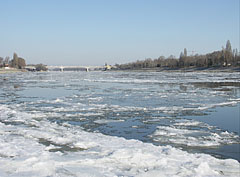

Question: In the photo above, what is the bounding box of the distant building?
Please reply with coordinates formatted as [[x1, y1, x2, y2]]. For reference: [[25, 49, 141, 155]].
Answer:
[[104, 63, 113, 71]]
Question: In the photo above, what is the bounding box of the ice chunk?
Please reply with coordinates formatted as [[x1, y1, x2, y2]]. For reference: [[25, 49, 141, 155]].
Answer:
[[0, 105, 239, 176], [151, 119, 240, 147]]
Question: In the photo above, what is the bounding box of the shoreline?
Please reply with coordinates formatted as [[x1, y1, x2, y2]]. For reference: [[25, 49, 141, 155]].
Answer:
[[111, 66, 240, 72], [0, 68, 27, 74], [1, 67, 239, 74]]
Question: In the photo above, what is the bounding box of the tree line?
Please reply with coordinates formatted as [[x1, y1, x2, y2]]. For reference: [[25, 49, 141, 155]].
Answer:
[[0, 53, 26, 69], [115, 40, 240, 70], [0, 53, 48, 71]]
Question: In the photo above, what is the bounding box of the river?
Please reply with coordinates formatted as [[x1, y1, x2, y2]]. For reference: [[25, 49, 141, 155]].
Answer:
[[0, 71, 239, 176]]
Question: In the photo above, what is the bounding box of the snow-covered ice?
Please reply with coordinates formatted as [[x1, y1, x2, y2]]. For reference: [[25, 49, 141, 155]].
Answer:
[[0, 71, 240, 176], [0, 105, 239, 177]]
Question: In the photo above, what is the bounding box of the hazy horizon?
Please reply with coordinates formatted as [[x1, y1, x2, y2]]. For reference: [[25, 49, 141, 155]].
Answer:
[[1, 0, 239, 66]]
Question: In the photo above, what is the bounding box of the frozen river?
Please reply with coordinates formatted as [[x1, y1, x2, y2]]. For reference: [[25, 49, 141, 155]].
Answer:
[[0, 71, 239, 176]]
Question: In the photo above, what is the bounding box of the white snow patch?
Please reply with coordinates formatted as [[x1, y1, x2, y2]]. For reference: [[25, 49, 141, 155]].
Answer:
[[0, 105, 239, 177], [151, 119, 239, 147]]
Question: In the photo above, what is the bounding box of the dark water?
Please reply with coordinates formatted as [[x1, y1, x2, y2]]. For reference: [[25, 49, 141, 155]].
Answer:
[[184, 105, 240, 161]]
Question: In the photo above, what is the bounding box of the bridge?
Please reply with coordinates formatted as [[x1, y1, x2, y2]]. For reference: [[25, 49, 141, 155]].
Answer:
[[47, 65, 106, 72]]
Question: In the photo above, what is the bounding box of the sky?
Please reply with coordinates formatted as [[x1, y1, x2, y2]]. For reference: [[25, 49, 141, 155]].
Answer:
[[0, 0, 239, 66]]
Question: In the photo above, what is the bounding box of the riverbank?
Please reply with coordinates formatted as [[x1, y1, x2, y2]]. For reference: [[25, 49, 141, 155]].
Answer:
[[112, 66, 240, 72], [0, 68, 26, 74]]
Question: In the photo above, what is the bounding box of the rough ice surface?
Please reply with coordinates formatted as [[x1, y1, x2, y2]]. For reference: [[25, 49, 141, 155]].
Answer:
[[151, 119, 239, 147], [0, 71, 240, 176], [0, 105, 239, 177]]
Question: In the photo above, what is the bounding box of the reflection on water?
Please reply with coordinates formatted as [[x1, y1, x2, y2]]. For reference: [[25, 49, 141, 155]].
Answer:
[[0, 71, 239, 161]]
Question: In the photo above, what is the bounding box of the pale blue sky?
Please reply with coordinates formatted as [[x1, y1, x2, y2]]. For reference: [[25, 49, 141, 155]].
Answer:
[[0, 0, 239, 66]]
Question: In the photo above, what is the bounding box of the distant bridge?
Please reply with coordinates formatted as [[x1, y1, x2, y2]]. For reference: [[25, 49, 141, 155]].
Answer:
[[47, 65, 105, 72]]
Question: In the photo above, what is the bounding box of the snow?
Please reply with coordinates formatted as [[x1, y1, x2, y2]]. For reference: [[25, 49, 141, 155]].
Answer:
[[151, 119, 239, 147], [0, 105, 239, 177]]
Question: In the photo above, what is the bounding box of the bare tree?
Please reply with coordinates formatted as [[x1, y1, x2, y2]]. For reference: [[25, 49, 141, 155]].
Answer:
[[226, 40, 232, 53], [11, 53, 19, 68], [4, 56, 10, 66], [18, 58, 26, 69], [0, 57, 3, 66], [184, 48, 187, 57], [225, 40, 233, 65]]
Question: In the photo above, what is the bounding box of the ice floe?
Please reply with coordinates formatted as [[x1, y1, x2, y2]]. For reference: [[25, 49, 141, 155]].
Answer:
[[150, 119, 240, 147], [0, 105, 239, 177]]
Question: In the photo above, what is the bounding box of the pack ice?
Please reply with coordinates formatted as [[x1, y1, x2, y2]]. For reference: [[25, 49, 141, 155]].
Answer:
[[0, 105, 239, 177]]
